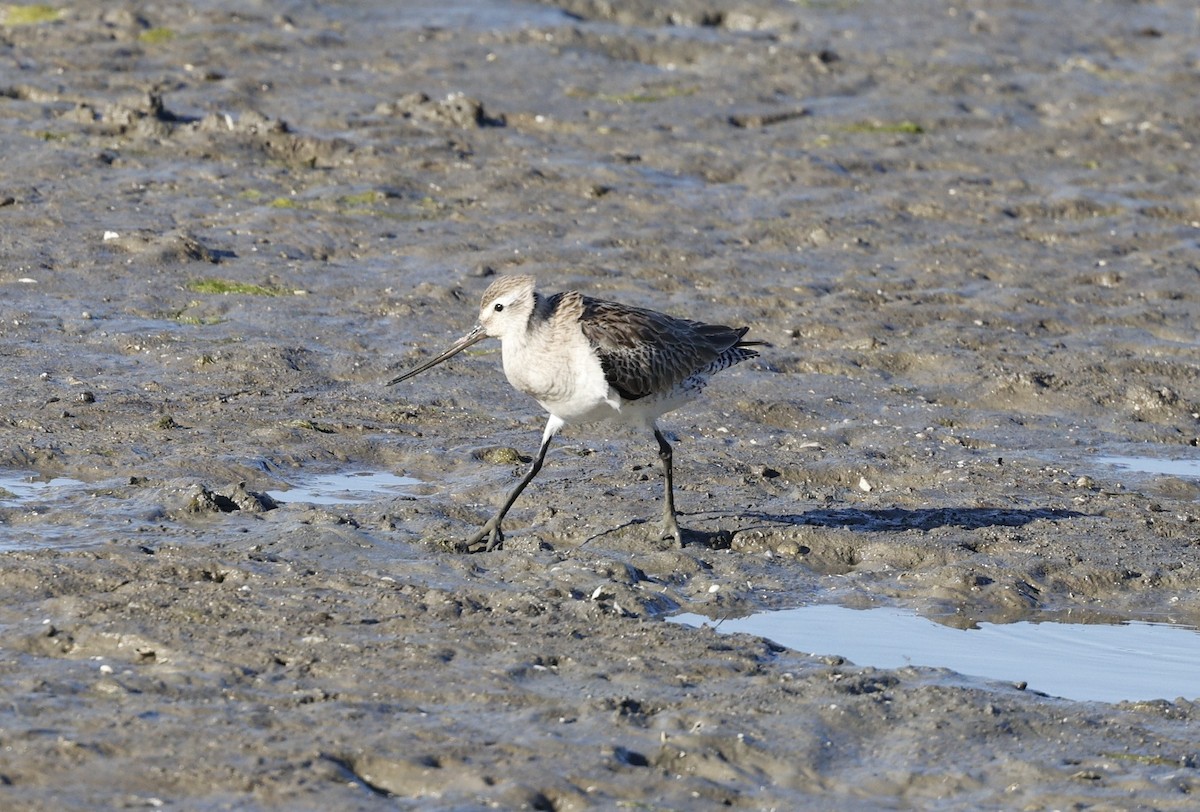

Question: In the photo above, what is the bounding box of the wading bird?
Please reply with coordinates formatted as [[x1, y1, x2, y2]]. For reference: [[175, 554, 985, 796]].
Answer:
[[389, 275, 762, 550]]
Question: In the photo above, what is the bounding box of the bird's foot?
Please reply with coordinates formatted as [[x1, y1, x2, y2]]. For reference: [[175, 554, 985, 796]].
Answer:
[[466, 519, 504, 552], [661, 516, 683, 548]]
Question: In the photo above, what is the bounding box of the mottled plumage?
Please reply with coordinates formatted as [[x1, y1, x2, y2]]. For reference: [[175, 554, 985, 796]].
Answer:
[[578, 295, 757, 401], [389, 275, 762, 551]]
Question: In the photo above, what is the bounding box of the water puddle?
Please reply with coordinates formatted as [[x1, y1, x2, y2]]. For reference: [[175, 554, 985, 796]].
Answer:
[[322, 0, 571, 32], [1093, 455, 1200, 479], [0, 473, 97, 553], [0, 473, 87, 504], [266, 471, 422, 506], [672, 605, 1200, 704]]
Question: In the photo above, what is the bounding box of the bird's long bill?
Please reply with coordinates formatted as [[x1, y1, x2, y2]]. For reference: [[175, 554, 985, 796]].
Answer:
[[386, 324, 487, 386]]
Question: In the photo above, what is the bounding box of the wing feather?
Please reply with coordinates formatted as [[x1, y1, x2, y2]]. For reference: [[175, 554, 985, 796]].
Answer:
[[577, 296, 751, 401]]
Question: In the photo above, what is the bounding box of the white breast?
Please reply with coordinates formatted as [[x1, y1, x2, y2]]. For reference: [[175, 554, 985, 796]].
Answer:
[[501, 331, 620, 425]]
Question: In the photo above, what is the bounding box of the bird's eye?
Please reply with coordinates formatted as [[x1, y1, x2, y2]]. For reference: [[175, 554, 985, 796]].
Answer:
[[493, 303, 504, 312]]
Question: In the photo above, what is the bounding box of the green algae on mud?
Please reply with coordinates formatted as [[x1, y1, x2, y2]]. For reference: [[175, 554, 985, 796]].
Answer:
[[1, 4, 61, 27], [185, 278, 288, 296]]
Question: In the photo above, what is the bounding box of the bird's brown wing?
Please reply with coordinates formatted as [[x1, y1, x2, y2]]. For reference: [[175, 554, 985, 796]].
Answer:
[[578, 296, 746, 401]]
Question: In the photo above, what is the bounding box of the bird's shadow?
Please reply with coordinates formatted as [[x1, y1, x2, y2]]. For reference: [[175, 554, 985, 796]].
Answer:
[[736, 505, 1086, 533], [576, 506, 1086, 552]]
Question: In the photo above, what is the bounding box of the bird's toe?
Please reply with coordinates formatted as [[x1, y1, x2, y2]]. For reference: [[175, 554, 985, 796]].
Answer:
[[485, 528, 505, 551], [466, 520, 504, 552]]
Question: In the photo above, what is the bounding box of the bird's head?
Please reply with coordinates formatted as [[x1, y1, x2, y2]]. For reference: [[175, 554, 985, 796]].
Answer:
[[477, 274, 537, 339]]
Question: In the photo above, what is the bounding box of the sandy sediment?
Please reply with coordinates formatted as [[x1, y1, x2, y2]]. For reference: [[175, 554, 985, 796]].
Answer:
[[1, 0, 1198, 808]]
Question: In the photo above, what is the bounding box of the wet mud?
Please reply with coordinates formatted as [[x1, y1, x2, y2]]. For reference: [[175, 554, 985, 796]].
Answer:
[[2, 0, 1199, 808]]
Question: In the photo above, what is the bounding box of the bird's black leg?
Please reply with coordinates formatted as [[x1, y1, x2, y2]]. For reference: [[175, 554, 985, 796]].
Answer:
[[467, 417, 560, 551], [654, 426, 683, 547]]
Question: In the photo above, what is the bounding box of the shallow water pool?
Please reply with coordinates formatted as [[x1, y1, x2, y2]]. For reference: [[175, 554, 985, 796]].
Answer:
[[266, 470, 423, 505], [1094, 455, 1200, 480], [0, 473, 87, 503], [672, 605, 1200, 704]]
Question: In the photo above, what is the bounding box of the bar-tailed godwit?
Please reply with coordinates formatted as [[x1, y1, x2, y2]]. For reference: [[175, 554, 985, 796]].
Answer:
[[389, 275, 762, 551]]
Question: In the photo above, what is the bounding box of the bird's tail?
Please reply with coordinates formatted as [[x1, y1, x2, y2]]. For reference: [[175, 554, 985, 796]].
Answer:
[[734, 327, 769, 355], [705, 327, 766, 374]]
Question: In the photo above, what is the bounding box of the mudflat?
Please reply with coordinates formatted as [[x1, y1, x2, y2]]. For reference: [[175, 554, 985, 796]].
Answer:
[[1, 1, 1198, 808]]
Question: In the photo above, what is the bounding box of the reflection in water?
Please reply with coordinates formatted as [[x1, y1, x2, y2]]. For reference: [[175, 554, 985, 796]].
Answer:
[[0, 473, 93, 553], [0, 474, 87, 502], [322, 0, 570, 32], [1094, 455, 1200, 479], [266, 471, 422, 505], [672, 605, 1200, 704]]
